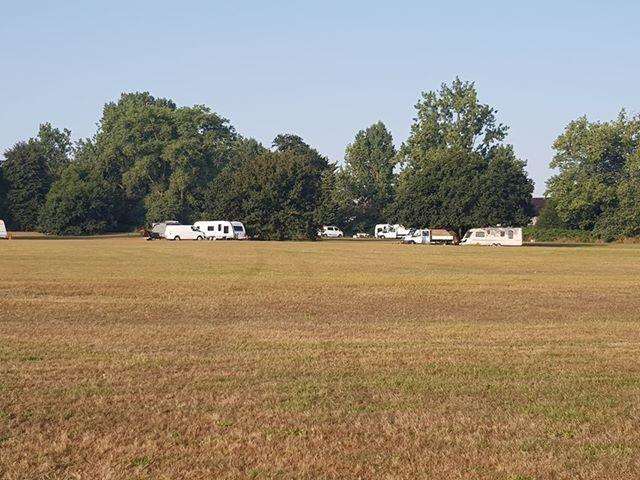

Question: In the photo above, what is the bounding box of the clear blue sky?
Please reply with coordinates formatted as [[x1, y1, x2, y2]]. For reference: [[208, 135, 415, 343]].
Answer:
[[2, 1, 639, 194]]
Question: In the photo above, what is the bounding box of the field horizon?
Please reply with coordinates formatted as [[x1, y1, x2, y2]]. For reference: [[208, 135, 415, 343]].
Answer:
[[1, 239, 639, 479]]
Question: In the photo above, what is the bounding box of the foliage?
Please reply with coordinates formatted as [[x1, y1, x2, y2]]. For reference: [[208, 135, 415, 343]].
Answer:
[[2, 140, 52, 230], [1, 124, 72, 230], [535, 199, 564, 229], [38, 160, 122, 236], [37, 123, 73, 178], [0, 167, 7, 221], [208, 135, 330, 240], [546, 112, 640, 239], [392, 79, 533, 236], [90, 92, 238, 227], [523, 226, 597, 243], [336, 122, 397, 233]]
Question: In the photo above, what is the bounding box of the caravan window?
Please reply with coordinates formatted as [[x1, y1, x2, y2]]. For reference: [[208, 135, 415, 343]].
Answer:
[[217, 224, 222, 231], [208, 226, 214, 231], [508, 230, 514, 239], [476, 231, 485, 238], [224, 226, 229, 234], [233, 225, 243, 232]]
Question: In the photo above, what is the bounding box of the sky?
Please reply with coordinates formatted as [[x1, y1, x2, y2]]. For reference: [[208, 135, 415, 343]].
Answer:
[[1, 1, 639, 194]]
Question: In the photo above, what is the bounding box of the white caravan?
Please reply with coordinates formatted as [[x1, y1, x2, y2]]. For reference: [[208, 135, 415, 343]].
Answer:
[[164, 225, 205, 241], [461, 227, 523, 246], [318, 225, 344, 238], [0, 220, 7, 239], [193, 221, 247, 240], [374, 224, 410, 239], [403, 228, 456, 245]]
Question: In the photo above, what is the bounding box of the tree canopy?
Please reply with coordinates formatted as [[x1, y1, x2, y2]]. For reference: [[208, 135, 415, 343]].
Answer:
[[208, 135, 330, 240], [18, 81, 640, 240], [1, 124, 71, 230], [335, 122, 397, 233], [545, 112, 640, 239], [392, 79, 533, 236]]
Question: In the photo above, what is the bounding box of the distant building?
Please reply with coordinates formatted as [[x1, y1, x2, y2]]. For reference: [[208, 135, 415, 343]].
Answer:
[[529, 197, 547, 225]]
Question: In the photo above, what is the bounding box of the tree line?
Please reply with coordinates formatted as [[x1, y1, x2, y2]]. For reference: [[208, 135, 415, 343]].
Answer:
[[0, 78, 636, 240]]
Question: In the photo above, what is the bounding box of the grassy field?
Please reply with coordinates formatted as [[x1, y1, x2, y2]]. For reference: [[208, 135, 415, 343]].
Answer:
[[1, 239, 639, 479]]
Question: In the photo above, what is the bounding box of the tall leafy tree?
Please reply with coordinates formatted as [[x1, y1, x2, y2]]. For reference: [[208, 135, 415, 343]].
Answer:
[[392, 78, 533, 236], [209, 135, 329, 239], [0, 167, 7, 221], [337, 122, 396, 232], [546, 112, 640, 238], [1, 124, 72, 230], [2, 140, 52, 230], [89, 92, 238, 227]]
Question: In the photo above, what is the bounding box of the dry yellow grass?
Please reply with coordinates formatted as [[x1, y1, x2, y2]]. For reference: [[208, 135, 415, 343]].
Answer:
[[1, 239, 639, 479]]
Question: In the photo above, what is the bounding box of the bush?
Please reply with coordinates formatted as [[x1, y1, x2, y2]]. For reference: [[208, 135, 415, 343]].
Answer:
[[523, 226, 597, 243]]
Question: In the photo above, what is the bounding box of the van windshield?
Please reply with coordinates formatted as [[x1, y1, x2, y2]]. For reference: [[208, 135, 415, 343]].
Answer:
[[463, 231, 472, 239], [233, 225, 244, 232]]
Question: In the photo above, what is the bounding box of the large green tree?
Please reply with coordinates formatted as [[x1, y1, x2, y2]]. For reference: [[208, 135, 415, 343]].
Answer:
[[90, 92, 237, 228], [1, 124, 72, 230], [208, 135, 330, 240], [336, 122, 397, 233], [2, 140, 52, 230], [545, 112, 640, 238], [39, 165, 122, 236], [0, 167, 7, 221], [392, 78, 533, 236]]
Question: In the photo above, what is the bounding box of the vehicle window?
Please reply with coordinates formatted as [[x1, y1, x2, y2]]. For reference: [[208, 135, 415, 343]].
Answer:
[[224, 226, 229, 234], [233, 226, 243, 232], [208, 226, 214, 231], [476, 232, 485, 238], [500, 231, 505, 237], [218, 224, 221, 231], [508, 230, 514, 239]]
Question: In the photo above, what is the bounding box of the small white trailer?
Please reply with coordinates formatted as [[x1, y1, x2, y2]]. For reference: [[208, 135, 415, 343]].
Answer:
[[193, 221, 247, 240], [164, 225, 205, 241], [374, 224, 410, 239], [402, 228, 456, 245], [460, 227, 523, 246], [0, 220, 7, 239]]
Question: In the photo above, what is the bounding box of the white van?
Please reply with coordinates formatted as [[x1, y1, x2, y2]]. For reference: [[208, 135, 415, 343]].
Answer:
[[164, 225, 205, 241], [0, 220, 7, 239], [374, 224, 410, 239], [193, 221, 247, 240], [461, 227, 522, 246], [318, 225, 343, 238]]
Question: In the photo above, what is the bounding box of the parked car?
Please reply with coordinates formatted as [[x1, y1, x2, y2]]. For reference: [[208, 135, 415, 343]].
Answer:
[[403, 228, 457, 245], [374, 224, 410, 239], [193, 221, 247, 240], [0, 220, 7, 239], [318, 225, 344, 238], [164, 225, 205, 241], [460, 227, 522, 246], [148, 220, 179, 240]]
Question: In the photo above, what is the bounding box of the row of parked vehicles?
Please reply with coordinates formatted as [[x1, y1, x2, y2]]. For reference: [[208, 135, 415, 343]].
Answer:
[[318, 223, 523, 246], [149, 220, 247, 241]]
